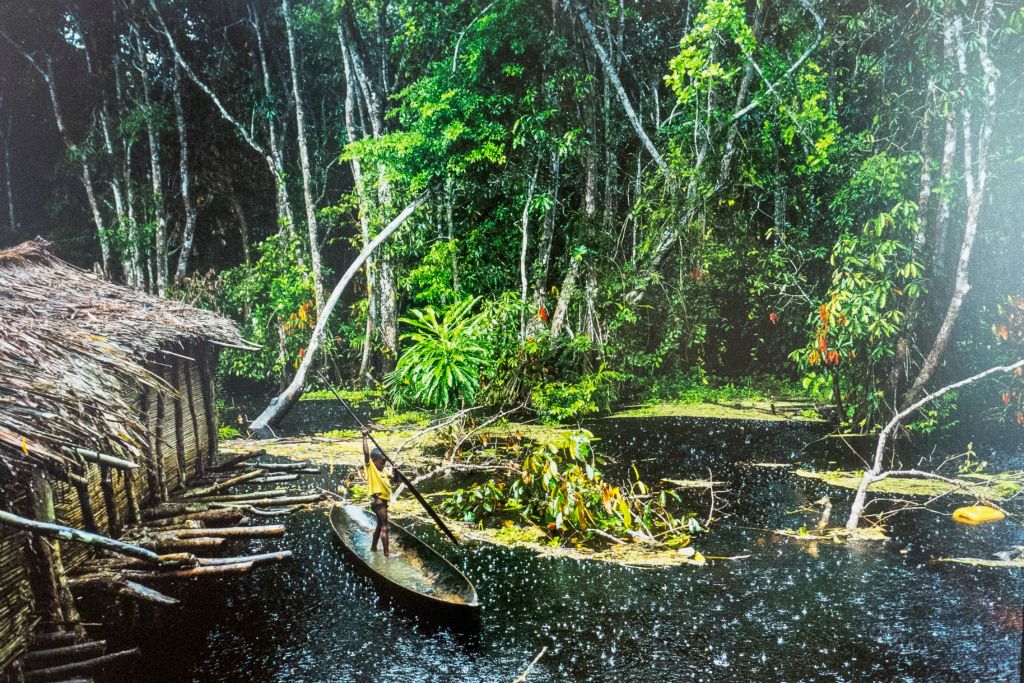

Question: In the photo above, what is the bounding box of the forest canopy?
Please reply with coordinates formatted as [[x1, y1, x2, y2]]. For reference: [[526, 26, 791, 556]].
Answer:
[[0, 0, 1021, 429]]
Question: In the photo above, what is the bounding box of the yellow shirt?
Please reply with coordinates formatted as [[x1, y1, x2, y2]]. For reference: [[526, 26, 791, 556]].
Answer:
[[366, 460, 391, 501]]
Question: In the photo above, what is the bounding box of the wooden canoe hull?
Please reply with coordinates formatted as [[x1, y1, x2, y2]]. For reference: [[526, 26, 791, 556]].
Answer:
[[329, 504, 480, 626]]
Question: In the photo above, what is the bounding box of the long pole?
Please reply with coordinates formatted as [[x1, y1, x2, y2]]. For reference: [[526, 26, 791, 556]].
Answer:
[[316, 372, 459, 545]]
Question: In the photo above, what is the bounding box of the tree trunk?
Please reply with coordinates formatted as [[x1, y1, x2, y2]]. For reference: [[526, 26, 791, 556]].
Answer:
[[532, 152, 560, 312], [1, 112, 13, 233], [282, 0, 325, 311], [908, 6, 996, 401], [136, 33, 168, 295], [172, 63, 198, 284], [152, 1, 294, 236], [566, 0, 667, 174], [249, 194, 427, 435], [519, 164, 539, 337], [341, 36, 377, 386], [228, 189, 251, 266]]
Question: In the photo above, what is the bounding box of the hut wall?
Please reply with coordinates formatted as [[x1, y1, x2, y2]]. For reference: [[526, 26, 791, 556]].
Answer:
[[0, 478, 34, 677], [33, 342, 220, 576]]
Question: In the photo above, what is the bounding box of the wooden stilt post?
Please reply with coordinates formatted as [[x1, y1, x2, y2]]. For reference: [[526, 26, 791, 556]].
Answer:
[[99, 465, 119, 533], [124, 469, 141, 526], [29, 470, 80, 628], [198, 344, 219, 475], [183, 352, 203, 477], [70, 477, 98, 535], [154, 386, 169, 502], [140, 387, 160, 498], [170, 362, 187, 486]]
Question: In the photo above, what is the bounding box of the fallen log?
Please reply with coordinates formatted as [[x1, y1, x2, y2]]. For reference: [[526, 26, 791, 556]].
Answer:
[[244, 506, 297, 517], [254, 474, 300, 483], [138, 537, 227, 552], [66, 574, 179, 606], [118, 561, 256, 580], [180, 469, 266, 499], [249, 462, 319, 472], [157, 525, 284, 540], [210, 493, 322, 508], [24, 641, 106, 668], [142, 508, 244, 528], [81, 553, 197, 572], [28, 632, 80, 649], [23, 648, 139, 682], [0, 509, 160, 564], [188, 489, 289, 503], [211, 449, 267, 471], [197, 550, 293, 567]]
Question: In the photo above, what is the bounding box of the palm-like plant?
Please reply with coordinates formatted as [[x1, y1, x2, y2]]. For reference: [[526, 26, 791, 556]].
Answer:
[[386, 297, 491, 409]]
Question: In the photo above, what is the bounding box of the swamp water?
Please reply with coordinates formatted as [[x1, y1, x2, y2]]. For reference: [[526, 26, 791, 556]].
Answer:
[[107, 408, 1022, 681]]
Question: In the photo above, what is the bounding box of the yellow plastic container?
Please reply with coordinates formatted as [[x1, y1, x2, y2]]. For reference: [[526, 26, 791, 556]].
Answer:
[[951, 505, 1005, 525]]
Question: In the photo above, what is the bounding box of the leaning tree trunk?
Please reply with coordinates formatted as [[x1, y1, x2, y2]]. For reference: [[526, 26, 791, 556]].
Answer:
[[519, 164, 539, 338], [283, 0, 324, 311], [172, 63, 198, 284], [249, 194, 427, 435]]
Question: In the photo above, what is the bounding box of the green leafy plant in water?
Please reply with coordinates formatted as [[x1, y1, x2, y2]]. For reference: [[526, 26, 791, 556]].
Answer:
[[218, 425, 242, 441], [387, 297, 492, 409], [441, 430, 695, 547]]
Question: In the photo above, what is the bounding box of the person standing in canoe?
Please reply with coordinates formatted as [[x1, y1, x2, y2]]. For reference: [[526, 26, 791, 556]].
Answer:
[[362, 426, 395, 557]]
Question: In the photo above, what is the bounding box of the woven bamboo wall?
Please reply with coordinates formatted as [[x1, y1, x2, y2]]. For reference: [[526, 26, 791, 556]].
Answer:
[[0, 342, 220, 676], [0, 477, 33, 676]]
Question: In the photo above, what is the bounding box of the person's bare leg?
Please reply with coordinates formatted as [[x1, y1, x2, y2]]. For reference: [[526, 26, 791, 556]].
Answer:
[[371, 500, 382, 551], [379, 506, 390, 557]]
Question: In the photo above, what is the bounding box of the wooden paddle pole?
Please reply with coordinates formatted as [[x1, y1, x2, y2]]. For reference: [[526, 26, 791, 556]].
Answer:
[[315, 373, 460, 545]]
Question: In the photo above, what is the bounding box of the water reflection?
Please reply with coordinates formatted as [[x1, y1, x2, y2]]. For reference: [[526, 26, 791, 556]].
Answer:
[[109, 412, 1022, 681]]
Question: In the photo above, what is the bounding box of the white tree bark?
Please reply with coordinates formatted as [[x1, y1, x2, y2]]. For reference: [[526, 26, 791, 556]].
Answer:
[[846, 357, 1024, 530], [519, 165, 539, 337], [250, 194, 428, 435], [0, 35, 112, 273], [172, 63, 198, 284], [136, 32, 168, 295], [151, 1, 294, 234], [282, 0, 324, 311], [1, 109, 13, 233], [566, 0, 668, 175], [908, 5, 997, 401]]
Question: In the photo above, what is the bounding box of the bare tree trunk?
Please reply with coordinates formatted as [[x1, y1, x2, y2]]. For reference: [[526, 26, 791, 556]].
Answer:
[[251, 7, 296, 234], [520, 165, 539, 337], [172, 63, 198, 284], [1, 111, 13, 233], [250, 194, 428, 435], [0, 37, 113, 273], [532, 152, 560, 310], [228, 189, 251, 266], [135, 31, 168, 294], [282, 0, 324, 311], [341, 36, 377, 386], [847, 357, 1024, 530], [932, 10, 958, 279], [908, 6, 997, 401], [566, 0, 667, 174], [151, 1, 294, 236]]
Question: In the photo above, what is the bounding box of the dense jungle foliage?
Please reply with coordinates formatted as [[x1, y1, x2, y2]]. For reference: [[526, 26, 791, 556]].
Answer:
[[1, 0, 1022, 431]]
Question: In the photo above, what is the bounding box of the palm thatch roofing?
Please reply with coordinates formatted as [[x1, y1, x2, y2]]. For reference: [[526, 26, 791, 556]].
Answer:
[[0, 239, 247, 473]]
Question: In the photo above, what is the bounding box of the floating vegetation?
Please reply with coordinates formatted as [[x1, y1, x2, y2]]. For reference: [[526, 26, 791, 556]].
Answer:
[[794, 469, 1024, 500], [935, 557, 1024, 569], [776, 526, 888, 543], [608, 399, 820, 422]]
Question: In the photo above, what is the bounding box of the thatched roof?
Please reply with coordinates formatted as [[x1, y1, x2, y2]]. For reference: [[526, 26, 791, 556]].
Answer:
[[0, 239, 246, 472]]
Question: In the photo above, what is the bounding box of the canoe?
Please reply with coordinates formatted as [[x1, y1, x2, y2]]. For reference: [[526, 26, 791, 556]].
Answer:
[[329, 504, 480, 625]]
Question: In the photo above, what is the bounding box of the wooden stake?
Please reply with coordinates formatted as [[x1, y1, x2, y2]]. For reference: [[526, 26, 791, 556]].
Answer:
[[180, 468, 266, 499], [23, 647, 139, 681], [0, 509, 160, 563]]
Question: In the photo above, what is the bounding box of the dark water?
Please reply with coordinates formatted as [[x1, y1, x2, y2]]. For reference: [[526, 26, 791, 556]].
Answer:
[[101, 411, 1023, 682]]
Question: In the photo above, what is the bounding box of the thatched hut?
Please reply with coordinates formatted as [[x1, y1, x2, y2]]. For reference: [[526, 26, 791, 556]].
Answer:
[[0, 239, 249, 676]]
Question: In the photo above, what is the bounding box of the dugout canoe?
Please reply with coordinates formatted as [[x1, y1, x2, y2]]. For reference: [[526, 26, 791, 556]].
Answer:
[[329, 504, 480, 624]]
